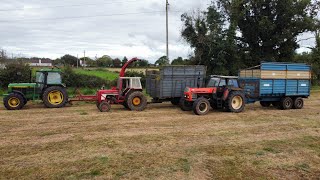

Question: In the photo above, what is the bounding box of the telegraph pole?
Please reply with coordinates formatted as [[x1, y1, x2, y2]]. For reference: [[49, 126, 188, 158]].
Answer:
[[166, 0, 169, 62]]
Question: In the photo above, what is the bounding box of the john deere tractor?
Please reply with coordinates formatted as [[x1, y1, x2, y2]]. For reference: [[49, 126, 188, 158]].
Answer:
[[3, 68, 68, 110]]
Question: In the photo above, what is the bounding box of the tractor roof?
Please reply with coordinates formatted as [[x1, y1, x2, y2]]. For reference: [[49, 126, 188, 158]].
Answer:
[[36, 68, 62, 72]]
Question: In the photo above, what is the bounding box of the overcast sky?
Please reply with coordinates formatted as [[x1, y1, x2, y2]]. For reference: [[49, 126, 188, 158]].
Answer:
[[0, 0, 317, 63]]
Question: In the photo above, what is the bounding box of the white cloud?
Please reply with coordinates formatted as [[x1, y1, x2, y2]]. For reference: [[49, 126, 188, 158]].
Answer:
[[0, 0, 316, 63]]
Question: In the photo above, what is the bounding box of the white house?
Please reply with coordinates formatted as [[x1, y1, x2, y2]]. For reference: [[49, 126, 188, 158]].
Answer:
[[29, 59, 52, 67]]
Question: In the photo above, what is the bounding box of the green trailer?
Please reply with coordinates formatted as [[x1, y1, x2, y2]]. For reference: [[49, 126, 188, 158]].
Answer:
[[3, 68, 68, 110]]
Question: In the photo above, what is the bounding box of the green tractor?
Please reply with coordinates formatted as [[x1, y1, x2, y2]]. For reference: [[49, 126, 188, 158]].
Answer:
[[3, 68, 68, 110]]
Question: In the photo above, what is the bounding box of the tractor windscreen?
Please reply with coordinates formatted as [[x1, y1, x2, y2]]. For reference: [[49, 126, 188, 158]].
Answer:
[[207, 78, 220, 87]]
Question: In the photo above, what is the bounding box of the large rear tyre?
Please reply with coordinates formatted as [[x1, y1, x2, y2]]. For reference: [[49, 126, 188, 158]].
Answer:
[[260, 101, 271, 107], [3, 93, 25, 110], [43, 86, 68, 108], [179, 97, 193, 111], [293, 97, 304, 109], [126, 91, 147, 111], [279, 97, 293, 110], [193, 97, 210, 115], [225, 91, 245, 113]]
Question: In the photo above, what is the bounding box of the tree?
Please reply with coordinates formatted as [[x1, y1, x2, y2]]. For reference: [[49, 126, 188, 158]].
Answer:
[[155, 56, 169, 66], [181, 4, 232, 75], [220, 0, 320, 64], [171, 57, 185, 65], [0, 49, 7, 62], [122, 56, 128, 66], [96, 55, 112, 67], [311, 30, 320, 84], [55, 54, 79, 67], [136, 59, 149, 67], [80, 57, 96, 67], [113, 58, 122, 68]]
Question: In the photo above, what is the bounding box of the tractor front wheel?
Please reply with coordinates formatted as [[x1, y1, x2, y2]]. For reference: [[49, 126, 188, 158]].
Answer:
[[4, 93, 25, 110], [99, 101, 111, 112], [179, 98, 193, 111], [126, 91, 147, 111], [225, 91, 245, 113], [43, 86, 68, 108], [193, 97, 210, 115]]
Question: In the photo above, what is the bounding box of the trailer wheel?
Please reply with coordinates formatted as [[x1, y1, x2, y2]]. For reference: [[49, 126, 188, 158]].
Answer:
[[279, 97, 293, 110], [193, 98, 210, 115], [225, 91, 245, 113], [43, 86, 68, 108], [4, 93, 25, 110], [170, 98, 180, 105], [99, 101, 111, 112], [127, 91, 147, 111], [293, 97, 304, 109], [260, 101, 271, 107], [179, 98, 193, 111]]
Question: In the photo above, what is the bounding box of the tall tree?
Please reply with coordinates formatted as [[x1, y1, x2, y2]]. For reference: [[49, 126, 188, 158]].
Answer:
[[96, 55, 112, 67], [112, 58, 122, 68], [155, 56, 169, 66], [220, 0, 319, 65], [122, 56, 128, 66]]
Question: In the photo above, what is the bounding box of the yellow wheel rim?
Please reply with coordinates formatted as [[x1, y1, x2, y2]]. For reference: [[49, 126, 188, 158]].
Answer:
[[232, 95, 243, 110], [8, 97, 20, 108], [132, 97, 141, 106], [48, 90, 64, 105]]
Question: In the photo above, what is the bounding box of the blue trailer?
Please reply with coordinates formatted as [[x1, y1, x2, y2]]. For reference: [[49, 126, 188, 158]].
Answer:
[[238, 62, 311, 109]]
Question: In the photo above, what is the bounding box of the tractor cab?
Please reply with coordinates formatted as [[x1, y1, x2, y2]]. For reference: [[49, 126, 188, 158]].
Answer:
[[206, 75, 239, 88], [35, 69, 64, 91], [118, 77, 142, 95]]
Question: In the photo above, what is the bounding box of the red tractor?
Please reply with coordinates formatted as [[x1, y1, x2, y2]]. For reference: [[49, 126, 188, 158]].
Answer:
[[71, 58, 147, 112], [181, 75, 246, 115]]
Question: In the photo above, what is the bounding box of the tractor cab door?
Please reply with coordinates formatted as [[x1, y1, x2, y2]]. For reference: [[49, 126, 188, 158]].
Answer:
[[120, 78, 131, 96], [207, 77, 226, 98], [35, 72, 46, 93]]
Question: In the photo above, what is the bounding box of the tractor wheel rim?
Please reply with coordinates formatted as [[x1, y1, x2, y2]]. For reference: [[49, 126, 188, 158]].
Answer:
[[232, 96, 243, 110], [102, 104, 109, 111], [199, 102, 208, 113], [132, 97, 141, 106], [48, 90, 64, 105], [8, 97, 20, 108]]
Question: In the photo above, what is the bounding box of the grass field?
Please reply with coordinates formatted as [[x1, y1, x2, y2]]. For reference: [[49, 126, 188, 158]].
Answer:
[[74, 69, 118, 81], [0, 92, 319, 179]]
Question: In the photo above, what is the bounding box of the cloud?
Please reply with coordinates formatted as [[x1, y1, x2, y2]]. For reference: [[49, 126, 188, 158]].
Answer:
[[0, 0, 316, 63]]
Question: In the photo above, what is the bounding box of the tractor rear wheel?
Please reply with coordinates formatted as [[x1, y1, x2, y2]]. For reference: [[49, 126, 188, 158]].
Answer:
[[260, 101, 271, 107], [126, 91, 147, 111], [179, 98, 193, 111], [225, 91, 245, 113], [43, 86, 68, 108], [99, 101, 111, 112], [193, 97, 210, 115], [279, 97, 293, 110], [4, 93, 25, 110], [293, 97, 304, 109]]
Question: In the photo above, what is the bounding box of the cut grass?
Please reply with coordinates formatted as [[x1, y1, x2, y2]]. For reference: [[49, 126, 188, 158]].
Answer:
[[0, 90, 319, 179]]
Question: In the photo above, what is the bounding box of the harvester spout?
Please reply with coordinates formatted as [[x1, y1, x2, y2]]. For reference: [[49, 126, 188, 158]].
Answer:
[[119, 57, 140, 77]]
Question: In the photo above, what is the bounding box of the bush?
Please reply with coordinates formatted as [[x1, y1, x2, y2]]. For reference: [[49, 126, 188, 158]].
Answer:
[[0, 63, 31, 87], [62, 66, 111, 88], [125, 71, 146, 87]]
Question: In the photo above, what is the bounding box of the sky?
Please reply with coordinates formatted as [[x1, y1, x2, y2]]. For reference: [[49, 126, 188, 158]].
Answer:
[[0, 0, 317, 63]]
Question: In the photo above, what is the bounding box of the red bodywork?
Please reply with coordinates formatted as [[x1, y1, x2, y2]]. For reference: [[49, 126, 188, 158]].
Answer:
[[184, 87, 217, 101], [70, 57, 141, 104]]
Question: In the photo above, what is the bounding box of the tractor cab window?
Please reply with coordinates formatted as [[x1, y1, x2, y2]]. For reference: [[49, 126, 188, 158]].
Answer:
[[207, 78, 226, 87], [131, 78, 142, 89], [36, 72, 45, 83], [227, 79, 239, 88], [47, 72, 62, 84]]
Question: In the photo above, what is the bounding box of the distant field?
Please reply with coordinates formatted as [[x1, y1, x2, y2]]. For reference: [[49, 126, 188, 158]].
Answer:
[[73, 69, 118, 81]]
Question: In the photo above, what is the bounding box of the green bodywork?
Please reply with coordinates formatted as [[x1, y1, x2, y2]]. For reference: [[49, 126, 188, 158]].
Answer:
[[5, 68, 65, 101]]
